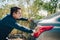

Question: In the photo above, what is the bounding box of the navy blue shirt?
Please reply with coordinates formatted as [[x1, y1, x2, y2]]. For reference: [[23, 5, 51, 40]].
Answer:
[[0, 15, 33, 40]]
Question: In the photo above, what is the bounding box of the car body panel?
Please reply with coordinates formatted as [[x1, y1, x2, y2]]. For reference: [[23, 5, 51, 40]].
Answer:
[[36, 12, 60, 40]]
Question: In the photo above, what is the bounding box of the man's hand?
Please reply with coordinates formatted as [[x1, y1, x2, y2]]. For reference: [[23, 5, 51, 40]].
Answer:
[[34, 25, 41, 33], [28, 17, 35, 22], [31, 26, 40, 36]]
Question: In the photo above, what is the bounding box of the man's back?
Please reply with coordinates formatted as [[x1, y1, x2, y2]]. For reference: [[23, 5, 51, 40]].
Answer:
[[0, 15, 15, 40]]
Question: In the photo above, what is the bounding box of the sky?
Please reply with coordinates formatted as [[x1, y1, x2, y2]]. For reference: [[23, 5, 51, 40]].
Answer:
[[0, 0, 34, 8], [42, 0, 51, 3], [0, 0, 60, 8]]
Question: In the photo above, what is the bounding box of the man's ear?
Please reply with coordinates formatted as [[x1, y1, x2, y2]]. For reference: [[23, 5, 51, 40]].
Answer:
[[12, 13, 16, 17], [13, 12, 16, 15]]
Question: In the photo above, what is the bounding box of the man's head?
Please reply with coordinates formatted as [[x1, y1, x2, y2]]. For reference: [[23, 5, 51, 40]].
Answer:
[[10, 7, 22, 19]]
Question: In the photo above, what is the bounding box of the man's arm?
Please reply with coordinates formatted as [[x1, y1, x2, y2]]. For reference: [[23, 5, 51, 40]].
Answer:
[[17, 17, 33, 22], [5, 21, 33, 33], [14, 23, 33, 33], [17, 18, 28, 21]]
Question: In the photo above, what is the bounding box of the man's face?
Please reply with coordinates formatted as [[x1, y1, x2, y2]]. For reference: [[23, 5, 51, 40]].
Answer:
[[13, 9, 22, 19]]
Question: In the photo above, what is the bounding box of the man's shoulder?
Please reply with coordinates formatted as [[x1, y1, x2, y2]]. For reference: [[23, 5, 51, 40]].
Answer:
[[1, 14, 16, 23], [1, 15, 12, 21]]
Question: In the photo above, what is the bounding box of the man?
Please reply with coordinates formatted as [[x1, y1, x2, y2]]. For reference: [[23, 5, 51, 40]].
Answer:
[[0, 7, 53, 40]]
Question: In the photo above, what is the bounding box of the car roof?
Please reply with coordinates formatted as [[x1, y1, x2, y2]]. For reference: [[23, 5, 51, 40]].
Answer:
[[43, 12, 60, 19]]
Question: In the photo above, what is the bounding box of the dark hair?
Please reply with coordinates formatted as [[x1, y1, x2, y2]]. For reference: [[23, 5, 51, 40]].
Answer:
[[10, 7, 21, 15]]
